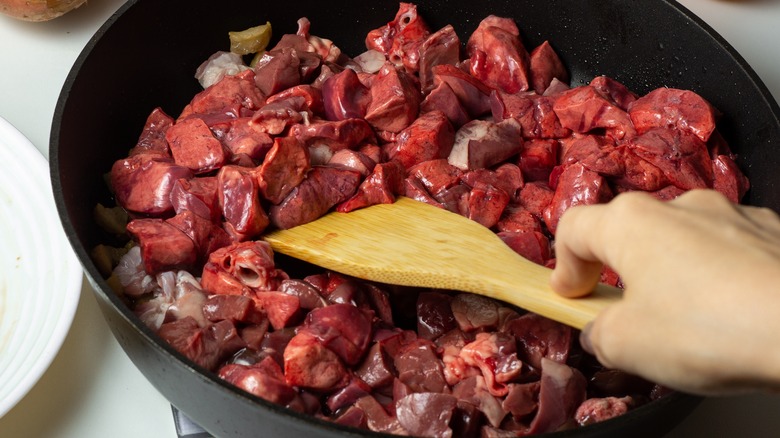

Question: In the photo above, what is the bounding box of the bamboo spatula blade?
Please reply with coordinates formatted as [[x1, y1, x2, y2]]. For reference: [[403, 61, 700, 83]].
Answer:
[[264, 197, 621, 329]]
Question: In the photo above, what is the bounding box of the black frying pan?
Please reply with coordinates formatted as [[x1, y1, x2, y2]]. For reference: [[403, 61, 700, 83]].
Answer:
[[50, 0, 780, 436]]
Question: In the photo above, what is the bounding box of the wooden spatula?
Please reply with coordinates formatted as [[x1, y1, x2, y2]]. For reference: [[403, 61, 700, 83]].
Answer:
[[264, 196, 621, 329]]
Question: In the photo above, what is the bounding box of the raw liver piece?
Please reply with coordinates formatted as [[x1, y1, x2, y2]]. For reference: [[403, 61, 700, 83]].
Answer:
[[291, 117, 376, 151], [179, 69, 265, 120], [712, 154, 750, 202], [430, 64, 493, 119], [221, 117, 274, 164], [627, 127, 714, 190], [337, 160, 405, 212], [628, 87, 718, 142], [126, 218, 197, 274], [249, 95, 308, 135], [448, 118, 523, 170], [395, 392, 458, 438], [498, 230, 551, 265], [543, 163, 613, 234], [490, 91, 571, 139], [420, 80, 471, 128], [129, 107, 174, 157], [269, 166, 361, 229], [300, 303, 372, 366], [527, 358, 587, 434], [589, 75, 637, 111], [169, 176, 220, 222], [467, 15, 531, 94], [322, 68, 370, 121], [386, 110, 455, 168], [502, 313, 573, 370], [165, 117, 228, 174], [219, 359, 301, 407], [283, 331, 348, 390], [575, 396, 633, 426], [418, 24, 461, 93], [217, 165, 269, 240], [364, 62, 422, 133], [529, 41, 569, 95], [255, 135, 310, 204], [553, 85, 636, 140], [111, 153, 193, 216], [518, 138, 559, 182]]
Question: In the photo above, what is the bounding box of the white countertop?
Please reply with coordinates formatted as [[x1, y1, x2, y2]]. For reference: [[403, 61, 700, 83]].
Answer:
[[0, 1, 778, 436]]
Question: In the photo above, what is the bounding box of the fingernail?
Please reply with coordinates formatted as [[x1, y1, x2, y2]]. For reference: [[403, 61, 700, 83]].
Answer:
[[580, 321, 594, 355]]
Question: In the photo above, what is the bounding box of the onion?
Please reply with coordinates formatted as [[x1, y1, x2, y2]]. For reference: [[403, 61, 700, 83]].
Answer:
[[0, 0, 87, 22]]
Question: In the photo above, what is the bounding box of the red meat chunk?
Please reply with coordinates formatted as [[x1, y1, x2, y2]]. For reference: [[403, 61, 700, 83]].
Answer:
[[366, 2, 431, 73], [291, 118, 376, 151], [416, 292, 457, 341], [627, 127, 714, 191], [519, 138, 559, 181], [461, 181, 510, 228], [111, 153, 193, 216], [253, 48, 304, 96], [364, 62, 422, 133], [498, 230, 551, 265], [129, 107, 174, 157], [712, 154, 750, 202], [430, 64, 493, 119], [180, 69, 265, 119], [467, 15, 531, 93], [165, 210, 231, 264], [420, 80, 471, 128], [448, 118, 523, 171], [497, 205, 543, 234], [628, 87, 718, 142], [517, 181, 554, 219], [418, 24, 461, 93], [217, 165, 270, 240], [395, 392, 458, 438], [169, 176, 220, 222], [166, 117, 228, 174], [250, 95, 308, 135], [219, 359, 301, 407], [527, 359, 587, 434], [283, 331, 349, 390], [126, 218, 197, 274], [529, 41, 569, 95], [269, 166, 361, 229], [543, 163, 613, 234], [553, 85, 636, 140], [502, 313, 573, 370], [394, 339, 449, 393], [560, 134, 624, 176], [203, 240, 287, 292], [337, 161, 405, 212], [322, 68, 371, 121], [221, 117, 274, 164], [589, 76, 637, 111], [491, 91, 571, 140], [255, 135, 310, 204], [254, 291, 301, 330], [158, 317, 245, 371], [355, 342, 396, 390], [452, 376, 507, 428], [575, 396, 634, 426], [451, 293, 501, 332], [300, 303, 373, 366], [202, 294, 265, 324], [387, 110, 455, 168]]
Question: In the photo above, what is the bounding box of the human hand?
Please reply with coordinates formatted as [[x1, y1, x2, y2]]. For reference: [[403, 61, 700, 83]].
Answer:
[[550, 189, 780, 395]]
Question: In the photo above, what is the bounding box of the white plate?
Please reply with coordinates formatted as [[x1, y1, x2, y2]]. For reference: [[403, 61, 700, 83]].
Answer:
[[0, 116, 83, 418]]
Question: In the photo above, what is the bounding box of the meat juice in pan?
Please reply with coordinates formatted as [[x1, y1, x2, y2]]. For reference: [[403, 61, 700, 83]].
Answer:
[[98, 3, 748, 436]]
